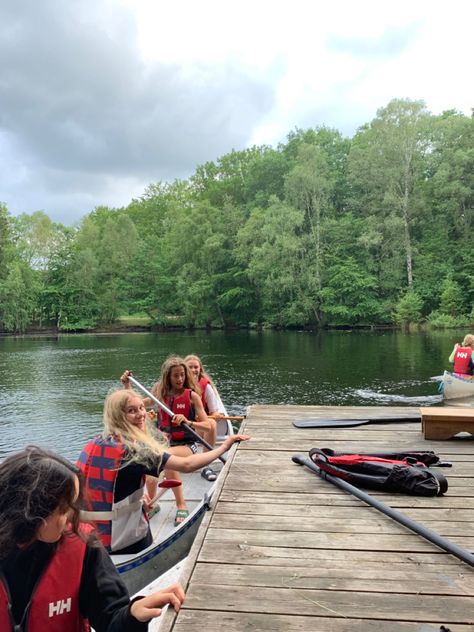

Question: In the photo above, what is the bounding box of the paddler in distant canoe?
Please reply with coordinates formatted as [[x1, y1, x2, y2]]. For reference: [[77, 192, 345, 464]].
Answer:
[[449, 334, 474, 376]]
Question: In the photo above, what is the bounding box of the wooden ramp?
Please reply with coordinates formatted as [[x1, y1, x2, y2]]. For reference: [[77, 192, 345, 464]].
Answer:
[[159, 405, 474, 630]]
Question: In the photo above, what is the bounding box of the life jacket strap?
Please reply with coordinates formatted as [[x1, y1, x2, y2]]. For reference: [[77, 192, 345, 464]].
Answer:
[[81, 499, 143, 521]]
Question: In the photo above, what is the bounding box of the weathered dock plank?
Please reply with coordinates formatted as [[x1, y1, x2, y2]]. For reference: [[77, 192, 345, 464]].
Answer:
[[158, 405, 474, 631]]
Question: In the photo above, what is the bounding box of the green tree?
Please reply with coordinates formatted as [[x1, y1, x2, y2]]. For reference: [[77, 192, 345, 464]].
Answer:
[[0, 261, 38, 332], [0, 203, 13, 281], [320, 258, 382, 324], [284, 143, 335, 322], [349, 99, 430, 288], [393, 290, 423, 326], [439, 276, 464, 317], [11, 211, 67, 271], [236, 197, 321, 326]]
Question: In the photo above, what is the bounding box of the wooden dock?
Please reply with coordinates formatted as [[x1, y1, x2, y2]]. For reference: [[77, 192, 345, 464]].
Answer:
[[159, 405, 474, 630]]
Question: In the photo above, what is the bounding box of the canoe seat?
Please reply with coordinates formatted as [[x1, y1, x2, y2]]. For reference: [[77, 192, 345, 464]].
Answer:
[[420, 406, 474, 440]]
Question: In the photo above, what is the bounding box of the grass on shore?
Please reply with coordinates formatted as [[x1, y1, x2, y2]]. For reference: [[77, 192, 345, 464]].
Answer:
[[116, 313, 153, 327]]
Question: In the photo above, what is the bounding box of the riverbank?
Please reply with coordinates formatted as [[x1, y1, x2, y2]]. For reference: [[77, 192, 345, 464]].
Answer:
[[0, 314, 466, 337], [0, 322, 403, 337]]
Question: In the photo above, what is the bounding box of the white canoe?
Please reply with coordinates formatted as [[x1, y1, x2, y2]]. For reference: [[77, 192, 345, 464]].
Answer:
[[112, 416, 233, 594], [132, 558, 187, 631], [442, 370, 474, 400]]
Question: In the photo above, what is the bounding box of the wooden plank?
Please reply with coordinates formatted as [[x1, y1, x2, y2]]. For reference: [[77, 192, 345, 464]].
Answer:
[[215, 502, 474, 522], [222, 474, 474, 496], [198, 541, 465, 569], [182, 584, 474, 623], [203, 526, 474, 553], [210, 512, 474, 537], [191, 562, 474, 595], [219, 489, 474, 509], [173, 611, 473, 632]]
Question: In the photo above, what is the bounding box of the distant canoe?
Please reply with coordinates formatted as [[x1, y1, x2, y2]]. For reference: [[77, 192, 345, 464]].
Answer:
[[442, 370, 474, 400]]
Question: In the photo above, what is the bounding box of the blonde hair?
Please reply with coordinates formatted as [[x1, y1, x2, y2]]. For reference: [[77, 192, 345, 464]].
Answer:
[[184, 354, 219, 394], [102, 389, 167, 467], [462, 334, 474, 348], [152, 355, 200, 401]]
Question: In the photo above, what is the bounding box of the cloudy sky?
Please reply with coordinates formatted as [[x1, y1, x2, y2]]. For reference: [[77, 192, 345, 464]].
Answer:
[[1, 0, 472, 225]]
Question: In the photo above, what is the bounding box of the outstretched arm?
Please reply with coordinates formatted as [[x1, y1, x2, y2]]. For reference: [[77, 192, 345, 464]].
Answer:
[[448, 344, 459, 364], [166, 433, 250, 473]]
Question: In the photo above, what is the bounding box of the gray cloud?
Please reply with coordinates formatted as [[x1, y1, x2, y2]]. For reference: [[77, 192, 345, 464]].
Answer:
[[0, 0, 277, 223]]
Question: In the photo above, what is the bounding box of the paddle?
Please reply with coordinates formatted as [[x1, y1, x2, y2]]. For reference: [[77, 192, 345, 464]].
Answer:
[[292, 453, 474, 568], [148, 478, 182, 505], [217, 415, 245, 421], [293, 414, 421, 429], [127, 374, 227, 464]]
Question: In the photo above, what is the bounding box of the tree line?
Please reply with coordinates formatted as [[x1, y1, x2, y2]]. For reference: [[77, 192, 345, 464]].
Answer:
[[1, 98, 473, 333]]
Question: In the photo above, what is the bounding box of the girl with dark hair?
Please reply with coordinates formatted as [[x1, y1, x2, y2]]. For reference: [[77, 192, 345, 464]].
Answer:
[[0, 445, 185, 631]]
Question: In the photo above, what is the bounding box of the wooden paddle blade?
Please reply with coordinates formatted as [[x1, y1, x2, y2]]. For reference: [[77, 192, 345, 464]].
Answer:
[[158, 479, 182, 488]]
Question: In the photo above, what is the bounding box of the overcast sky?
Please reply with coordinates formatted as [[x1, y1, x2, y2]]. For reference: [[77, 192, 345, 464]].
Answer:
[[1, 0, 472, 225]]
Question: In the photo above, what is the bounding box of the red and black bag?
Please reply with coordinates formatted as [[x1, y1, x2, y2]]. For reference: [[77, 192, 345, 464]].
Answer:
[[309, 448, 448, 496]]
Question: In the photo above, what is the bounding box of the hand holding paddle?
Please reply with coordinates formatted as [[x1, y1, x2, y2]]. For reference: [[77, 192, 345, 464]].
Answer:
[[130, 582, 185, 622], [126, 373, 249, 464], [120, 369, 132, 388]]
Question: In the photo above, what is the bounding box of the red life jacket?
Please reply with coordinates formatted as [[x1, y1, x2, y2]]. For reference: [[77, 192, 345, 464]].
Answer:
[[199, 377, 210, 412], [0, 532, 90, 632], [453, 346, 473, 375], [77, 437, 148, 552], [159, 389, 196, 443]]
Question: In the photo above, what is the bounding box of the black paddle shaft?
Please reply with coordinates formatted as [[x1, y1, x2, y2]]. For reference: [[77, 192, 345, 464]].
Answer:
[[293, 415, 421, 429], [292, 454, 474, 568]]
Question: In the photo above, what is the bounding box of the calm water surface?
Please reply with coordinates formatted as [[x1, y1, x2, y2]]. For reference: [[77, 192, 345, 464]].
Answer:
[[0, 329, 466, 460]]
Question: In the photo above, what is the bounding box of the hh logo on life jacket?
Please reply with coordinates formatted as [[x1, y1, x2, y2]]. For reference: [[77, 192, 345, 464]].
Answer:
[[458, 352, 468, 359], [175, 403, 186, 409], [49, 598, 71, 617]]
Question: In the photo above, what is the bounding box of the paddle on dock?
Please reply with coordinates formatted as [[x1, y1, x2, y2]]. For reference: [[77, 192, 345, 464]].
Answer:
[[293, 414, 421, 429], [292, 453, 474, 568]]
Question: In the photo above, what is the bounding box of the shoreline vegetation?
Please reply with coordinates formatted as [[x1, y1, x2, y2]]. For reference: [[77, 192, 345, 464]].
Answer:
[[1, 98, 473, 336], [0, 315, 465, 339]]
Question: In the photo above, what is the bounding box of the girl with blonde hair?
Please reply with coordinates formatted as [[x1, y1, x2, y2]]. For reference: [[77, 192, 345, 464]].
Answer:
[[78, 387, 248, 551], [184, 354, 227, 481]]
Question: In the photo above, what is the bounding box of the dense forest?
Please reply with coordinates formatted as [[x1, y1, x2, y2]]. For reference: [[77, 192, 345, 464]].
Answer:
[[1, 98, 473, 333]]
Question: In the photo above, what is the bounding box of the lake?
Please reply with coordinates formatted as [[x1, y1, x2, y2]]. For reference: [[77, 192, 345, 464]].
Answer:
[[0, 329, 466, 460]]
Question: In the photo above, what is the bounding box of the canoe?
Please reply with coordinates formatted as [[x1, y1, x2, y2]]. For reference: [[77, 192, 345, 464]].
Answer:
[[132, 558, 187, 632], [112, 416, 233, 594], [442, 370, 474, 400]]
